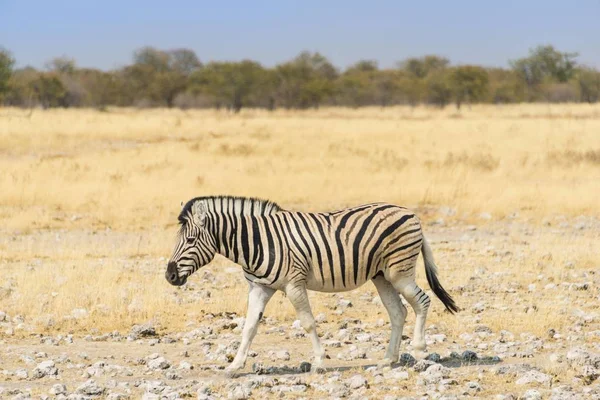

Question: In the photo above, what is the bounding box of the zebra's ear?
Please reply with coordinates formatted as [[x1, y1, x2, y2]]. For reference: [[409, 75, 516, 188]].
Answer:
[[192, 201, 208, 226]]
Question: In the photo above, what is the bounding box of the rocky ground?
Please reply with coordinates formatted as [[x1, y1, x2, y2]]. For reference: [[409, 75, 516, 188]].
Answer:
[[1, 215, 599, 399]]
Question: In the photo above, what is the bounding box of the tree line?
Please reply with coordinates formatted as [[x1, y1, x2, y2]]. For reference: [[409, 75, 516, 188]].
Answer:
[[1, 44, 599, 111]]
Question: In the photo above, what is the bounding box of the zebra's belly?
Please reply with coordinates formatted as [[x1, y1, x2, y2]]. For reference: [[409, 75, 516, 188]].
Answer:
[[305, 268, 372, 293]]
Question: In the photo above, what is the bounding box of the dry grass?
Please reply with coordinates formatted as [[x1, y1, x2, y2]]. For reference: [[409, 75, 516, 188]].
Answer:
[[0, 104, 599, 337]]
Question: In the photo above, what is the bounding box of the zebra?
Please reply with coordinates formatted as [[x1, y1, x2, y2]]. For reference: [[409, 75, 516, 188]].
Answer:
[[166, 195, 458, 376]]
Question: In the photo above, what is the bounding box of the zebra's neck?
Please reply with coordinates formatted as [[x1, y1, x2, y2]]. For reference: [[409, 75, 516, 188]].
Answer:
[[202, 196, 282, 267]]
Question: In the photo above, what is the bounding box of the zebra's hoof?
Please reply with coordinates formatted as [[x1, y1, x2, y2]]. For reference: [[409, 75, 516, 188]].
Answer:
[[377, 358, 395, 368], [223, 367, 241, 378]]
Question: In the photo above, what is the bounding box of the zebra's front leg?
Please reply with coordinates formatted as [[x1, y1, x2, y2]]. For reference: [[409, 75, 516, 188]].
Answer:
[[285, 283, 325, 372], [225, 281, 275, 378]]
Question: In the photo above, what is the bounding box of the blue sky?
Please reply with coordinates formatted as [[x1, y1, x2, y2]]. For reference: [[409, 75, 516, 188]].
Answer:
[[1, 0, 599, 70]]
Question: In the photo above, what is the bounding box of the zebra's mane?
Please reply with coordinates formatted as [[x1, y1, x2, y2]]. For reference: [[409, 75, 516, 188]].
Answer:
[[178, 195, 283, 225]]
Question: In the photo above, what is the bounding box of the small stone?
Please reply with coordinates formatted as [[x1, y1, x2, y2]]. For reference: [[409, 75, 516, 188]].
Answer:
[[522, 389, 542, 400], [337, 299, 353, 308], [228, 384, 251, 400], [466, 381, 482, 393], [299, 362, 311, 373], [147, 357, 170, 370], [178, 361, 193, 370], [14, 369, 28, 380], [315, 313, 327, 323], [398, 353, 416, 366], [515, 370, 552, 387], [347, 374, 368, 389], [32, 360, 58, 379], [130, 323, 156, 339], [49, 384, 67, 395], [413, 360, 435, 372], [462, 350, 478, 361], [77, 379, 105, 396], [425, 353, 441, 363], [165, 370, 180, 380], [275, 350, 290, 361], [384, 369, 409, 381]]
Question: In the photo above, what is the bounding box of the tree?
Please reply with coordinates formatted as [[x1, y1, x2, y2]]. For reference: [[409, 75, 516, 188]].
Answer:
[[127, 47, 200, 107], [577, 67, 600, 103], [190, 60, 266, 112], [425, 70, 452, 107], [0, 48, 15, 103], [510, 45, 578, 100], [30, 73, 68, 108], [448, 66, 489, 109], [46, 56, 76, 75], [5, 67, 38, 106], [275, 51, 338, 109], [400, 55, 449, 79], [373, 69, 401, 107], [168, 49, 202, 76]]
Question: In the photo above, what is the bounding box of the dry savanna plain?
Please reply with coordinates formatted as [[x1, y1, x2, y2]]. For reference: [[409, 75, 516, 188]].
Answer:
[[0, 105, 599, 399]]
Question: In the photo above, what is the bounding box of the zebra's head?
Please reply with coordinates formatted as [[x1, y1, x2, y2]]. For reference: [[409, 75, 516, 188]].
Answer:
[[166, 200, 217, 286]]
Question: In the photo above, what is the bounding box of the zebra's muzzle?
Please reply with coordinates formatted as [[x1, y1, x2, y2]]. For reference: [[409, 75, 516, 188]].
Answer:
[[166, 262, 187, 286]]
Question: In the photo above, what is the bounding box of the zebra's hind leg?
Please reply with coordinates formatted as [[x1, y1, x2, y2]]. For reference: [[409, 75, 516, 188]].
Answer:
[[225, 281, 276, 378], [388, 272, 431, 358], [285, 283, 325, 372], [372, 274, 407, 365]]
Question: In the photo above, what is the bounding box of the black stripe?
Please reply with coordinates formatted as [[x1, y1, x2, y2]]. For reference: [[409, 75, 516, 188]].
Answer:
[[280, 214, 307, 264], [268, 215, 288, 285], [251, 216, 263, 268], [296, 213, 325, 285], [365, 214, 415, 279], [334, 205, 371, 287], [254, 215, 277, 279], [385, 238, 423, 263], [352, 205, 398, 284], [309, 214, 335, 287], [240, 215, 250, 266]]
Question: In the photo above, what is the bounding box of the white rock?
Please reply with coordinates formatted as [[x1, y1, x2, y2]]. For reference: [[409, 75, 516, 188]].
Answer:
[[14, 369, 28, 379], [49, 384, 67, 395], [77, 379, 104, 396], [420, 363, 451, 385], [515, 370, 552, 387], [522, 389, 542, 400], [228, 385, 251, 400], [337, 299, 353, 308], [32, 360, 58, 379], [384, 369, 409, 380], [347, 374, 367, 389], [148, 357, 170, 370], [275, 350, 290, 361], [315, 313, 327, 323], [355, 333, 372, 342], [178, 361, 193, 370]]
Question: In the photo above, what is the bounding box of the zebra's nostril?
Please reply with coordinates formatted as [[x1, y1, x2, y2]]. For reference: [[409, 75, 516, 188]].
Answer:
[[170, 273, 177, 282]]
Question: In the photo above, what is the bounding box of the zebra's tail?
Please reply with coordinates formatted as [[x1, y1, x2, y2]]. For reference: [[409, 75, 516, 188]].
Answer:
[[421, 235, 459, 314]]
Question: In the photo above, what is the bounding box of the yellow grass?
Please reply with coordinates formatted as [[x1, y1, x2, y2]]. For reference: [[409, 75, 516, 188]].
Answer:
[[0, 104, 599, 336]]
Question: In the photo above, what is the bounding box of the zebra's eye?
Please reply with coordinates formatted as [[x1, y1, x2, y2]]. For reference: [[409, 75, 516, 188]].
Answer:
[[186, 236, 195, 244]]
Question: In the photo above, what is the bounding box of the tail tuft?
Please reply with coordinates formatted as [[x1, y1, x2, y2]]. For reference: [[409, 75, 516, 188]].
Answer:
[[422, 235, 459, 314]]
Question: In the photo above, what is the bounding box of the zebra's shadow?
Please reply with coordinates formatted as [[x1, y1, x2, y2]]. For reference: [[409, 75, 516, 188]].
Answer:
[[237, 355, 502, 377]]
